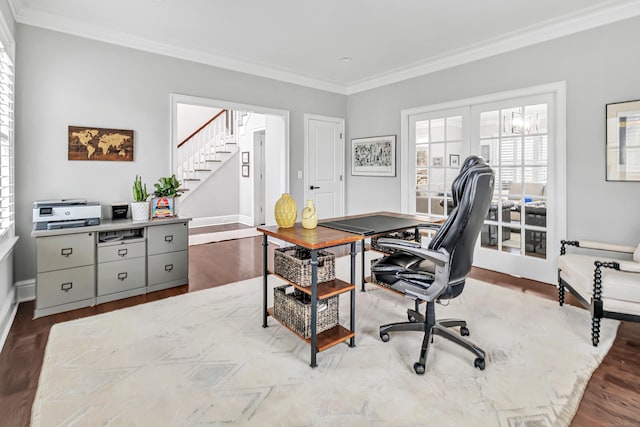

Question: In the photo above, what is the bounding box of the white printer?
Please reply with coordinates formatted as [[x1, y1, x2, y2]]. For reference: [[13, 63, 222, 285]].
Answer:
[[33, 199, 101, 230]]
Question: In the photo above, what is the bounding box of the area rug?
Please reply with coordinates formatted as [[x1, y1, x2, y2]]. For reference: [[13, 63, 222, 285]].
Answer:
[[32, 254, 618, 426], [188, 227, 262, 246]]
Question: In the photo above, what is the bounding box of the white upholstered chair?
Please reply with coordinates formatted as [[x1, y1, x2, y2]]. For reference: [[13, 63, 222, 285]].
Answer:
[[558, 239, 640, 346]]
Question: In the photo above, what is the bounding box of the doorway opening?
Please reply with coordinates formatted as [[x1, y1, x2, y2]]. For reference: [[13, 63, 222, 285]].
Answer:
[[170, 94, 290, 229]]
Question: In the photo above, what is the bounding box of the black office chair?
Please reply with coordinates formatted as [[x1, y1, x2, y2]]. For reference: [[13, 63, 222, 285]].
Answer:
[[372, 155, 494, 374]]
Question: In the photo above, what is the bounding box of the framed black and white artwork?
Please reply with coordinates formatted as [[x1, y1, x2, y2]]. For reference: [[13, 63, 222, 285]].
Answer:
[[351, 135, 396, 177]]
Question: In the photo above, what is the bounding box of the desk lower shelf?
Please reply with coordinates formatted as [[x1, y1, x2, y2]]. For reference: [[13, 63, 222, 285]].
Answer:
[[269, 271, 355, 298], [267, 307, 354, 352]]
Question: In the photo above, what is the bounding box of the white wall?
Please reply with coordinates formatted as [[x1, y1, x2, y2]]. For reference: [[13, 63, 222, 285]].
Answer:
[[177, 151, 241, 220], [14, 24, 347, 282], [265, 115, 286, 226], [346, 16, 640, 245], [176, 104, 220, 143]]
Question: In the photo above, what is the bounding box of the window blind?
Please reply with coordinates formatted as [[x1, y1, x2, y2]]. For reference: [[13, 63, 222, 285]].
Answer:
[[0, 46, 13, 236]]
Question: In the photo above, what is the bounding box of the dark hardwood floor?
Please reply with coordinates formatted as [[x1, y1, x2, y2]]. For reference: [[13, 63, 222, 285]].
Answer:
[[1, 225, 638, 426]]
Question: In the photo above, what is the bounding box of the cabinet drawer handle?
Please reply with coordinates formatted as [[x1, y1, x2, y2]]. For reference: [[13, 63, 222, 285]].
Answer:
[[61, 282, 73, 292], [61, 248, 73, 257], [164, 235, 174, 243], [118, 272, 128, 281], [164, 264, 174, 272], [118, 248, 128, 257]]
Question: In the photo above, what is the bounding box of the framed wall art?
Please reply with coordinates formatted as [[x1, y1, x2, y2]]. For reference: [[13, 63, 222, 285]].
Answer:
[[242, 151, 250, 164], [242, 164, 250, 177], [68, 126, 134, 161], [351, 135, 396, 177], [449, 154, 460, 167], [606, 99, 640, 181]]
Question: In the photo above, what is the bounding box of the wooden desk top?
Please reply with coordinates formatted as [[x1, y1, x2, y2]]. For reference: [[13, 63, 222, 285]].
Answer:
[[257, 211, 436, 250], [257, 223, 363, 250]]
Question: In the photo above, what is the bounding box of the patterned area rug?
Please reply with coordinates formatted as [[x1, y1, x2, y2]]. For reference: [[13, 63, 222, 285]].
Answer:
[[32, 254, 618, 426]]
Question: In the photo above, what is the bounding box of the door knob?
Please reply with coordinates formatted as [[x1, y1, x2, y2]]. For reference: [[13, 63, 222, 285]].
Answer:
[[310, 185, 321, 190]]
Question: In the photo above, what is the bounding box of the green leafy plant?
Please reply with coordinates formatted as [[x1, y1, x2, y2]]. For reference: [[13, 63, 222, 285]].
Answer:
[[132, 175, 150, 202], [153, 174, 183, 198]]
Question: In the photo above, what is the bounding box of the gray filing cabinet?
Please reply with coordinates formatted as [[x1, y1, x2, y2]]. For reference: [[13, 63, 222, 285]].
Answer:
[[147, 222, 189, 292], [35, 231, 96, 318], [96, 227, 146, 304], [33, 217, 190, 318]]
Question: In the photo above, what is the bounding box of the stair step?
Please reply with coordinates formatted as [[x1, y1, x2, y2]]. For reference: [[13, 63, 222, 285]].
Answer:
[[194, 169, 212, 172], [217, 151, 232, 154], [205, 159, 222, 163], [184, 178, 201, 182]]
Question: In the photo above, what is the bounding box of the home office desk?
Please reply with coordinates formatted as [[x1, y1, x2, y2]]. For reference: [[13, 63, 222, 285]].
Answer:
[[258, 212, 436, 367], [257, 223, 363, 367]]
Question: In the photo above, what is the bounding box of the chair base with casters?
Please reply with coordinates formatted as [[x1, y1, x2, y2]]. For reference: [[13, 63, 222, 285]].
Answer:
[[374, 262, 486, 375], [379, 299, 486, 374], [558, 239, 640, 346]]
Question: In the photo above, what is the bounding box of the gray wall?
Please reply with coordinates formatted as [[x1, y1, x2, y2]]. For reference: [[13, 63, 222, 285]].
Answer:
[[347, 16, 640, 245], [15, 24, 347, 282]]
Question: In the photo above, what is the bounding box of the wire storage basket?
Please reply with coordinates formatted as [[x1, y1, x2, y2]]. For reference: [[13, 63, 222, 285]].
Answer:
[[274, 246, 335, 287], [273, 285, 339, 339]]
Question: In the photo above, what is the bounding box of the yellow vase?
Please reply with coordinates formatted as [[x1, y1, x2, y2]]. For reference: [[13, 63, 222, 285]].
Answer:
[[274, 193, 297, 228], [301, 199, 318, 229]]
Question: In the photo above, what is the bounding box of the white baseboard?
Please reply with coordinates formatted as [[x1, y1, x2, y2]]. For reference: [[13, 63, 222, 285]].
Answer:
[[16, 278, 36, 302], [237, 215, 253, 226], [0, 285, 17, 353], [189, 215, 254, 229]]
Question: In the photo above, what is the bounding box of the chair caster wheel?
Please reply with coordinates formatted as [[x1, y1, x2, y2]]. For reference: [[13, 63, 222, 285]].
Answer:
[[460, 326, 470, 336], [413, 363, 425, 375], [474, 358, 485, 370], [380, 332, 390, 342]]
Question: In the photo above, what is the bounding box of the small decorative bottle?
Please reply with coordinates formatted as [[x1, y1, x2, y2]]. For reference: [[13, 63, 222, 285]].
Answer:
[[301, 199, 318, 229], [274, 193, 297, 228]]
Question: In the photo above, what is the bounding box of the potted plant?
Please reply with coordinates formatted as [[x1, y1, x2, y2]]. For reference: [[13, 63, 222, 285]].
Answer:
[[131, 175, 150, 221], [150, 174, 183, 218]]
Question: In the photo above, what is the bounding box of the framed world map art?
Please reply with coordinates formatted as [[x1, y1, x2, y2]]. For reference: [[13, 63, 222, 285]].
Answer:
[[68, 126, 134, 161]]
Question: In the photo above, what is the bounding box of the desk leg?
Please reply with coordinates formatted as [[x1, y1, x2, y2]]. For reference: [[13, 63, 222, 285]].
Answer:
[[310, 250, 318, 368], [361, 239, 366, 292], [350, 241, 356, 347], [262, 234, 268, 328]]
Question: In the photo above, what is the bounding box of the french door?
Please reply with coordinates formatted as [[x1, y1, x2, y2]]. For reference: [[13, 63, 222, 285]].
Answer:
[[403, 84, 565, 284], [471, 94, 557, 283]]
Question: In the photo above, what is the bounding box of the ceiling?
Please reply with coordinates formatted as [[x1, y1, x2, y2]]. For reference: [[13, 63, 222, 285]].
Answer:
[[9, 0, 640, 94]]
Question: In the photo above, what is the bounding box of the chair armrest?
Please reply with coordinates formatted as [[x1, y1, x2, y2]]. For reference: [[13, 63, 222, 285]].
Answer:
[[617, 261, 640, 273], [560, 239, 635, 255]]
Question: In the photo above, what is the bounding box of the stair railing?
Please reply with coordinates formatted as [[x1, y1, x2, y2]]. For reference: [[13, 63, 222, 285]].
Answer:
[[176, 109, 229, 182]]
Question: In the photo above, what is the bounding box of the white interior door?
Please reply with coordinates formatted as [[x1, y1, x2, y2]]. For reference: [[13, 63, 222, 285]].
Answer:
[[304, 115, 345, 219], [253, 129, 266, 225]]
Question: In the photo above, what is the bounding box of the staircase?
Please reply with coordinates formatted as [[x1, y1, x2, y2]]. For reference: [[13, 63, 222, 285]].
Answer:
[[176, 109, 240, 200]]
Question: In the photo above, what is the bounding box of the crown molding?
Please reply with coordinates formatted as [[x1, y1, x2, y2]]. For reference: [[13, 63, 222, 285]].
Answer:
[[11, 0, 640, 96], [12, 4, 349, 95], [346, 0, 640, 94]]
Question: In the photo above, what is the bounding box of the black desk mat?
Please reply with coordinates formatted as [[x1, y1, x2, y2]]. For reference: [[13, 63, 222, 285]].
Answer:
[[319, 214, 425, 236]]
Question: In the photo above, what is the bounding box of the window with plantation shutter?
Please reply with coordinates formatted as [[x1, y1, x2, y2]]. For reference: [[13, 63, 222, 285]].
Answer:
[[0, 46, 13, 238]]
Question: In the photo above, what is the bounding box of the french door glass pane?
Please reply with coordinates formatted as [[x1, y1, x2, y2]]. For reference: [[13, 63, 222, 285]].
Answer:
[[414, 115, 463, 217], [479, 103, 549, 259]]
